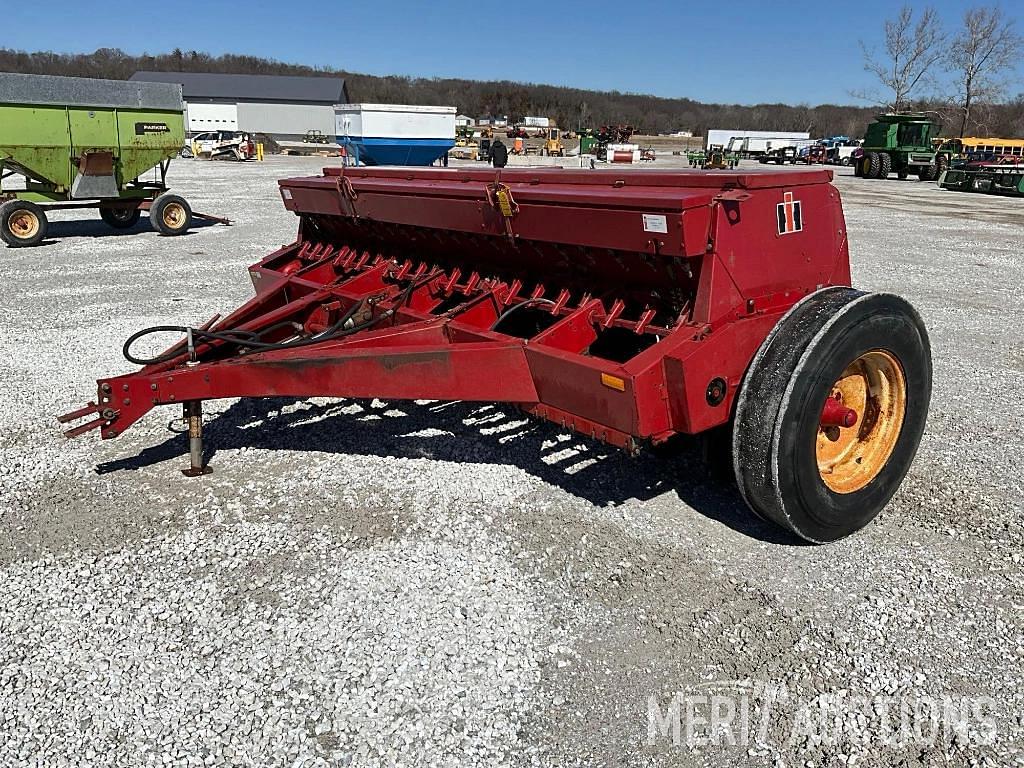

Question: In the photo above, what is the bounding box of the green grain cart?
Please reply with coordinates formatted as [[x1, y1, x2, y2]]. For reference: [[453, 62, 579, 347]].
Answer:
[[0, 73, 196, 247]]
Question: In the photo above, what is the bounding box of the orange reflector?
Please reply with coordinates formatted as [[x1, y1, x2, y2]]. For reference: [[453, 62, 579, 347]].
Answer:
[[601, 373, 626, 391]]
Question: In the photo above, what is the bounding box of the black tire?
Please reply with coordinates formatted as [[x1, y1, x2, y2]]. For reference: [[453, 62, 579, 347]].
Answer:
[[859, 152, 880, 178], [150, 194, 192, 236], [936, 154, 949, 176], [897, 169, 909, 180], [0, 200, 48, 247], [878, 153, 892, 178], [840, 156, 851, 166], [99, 206, 142, 229], [180, 145, 194, 159], [733, 288, 931, 543], [917, 163, 938, 181]]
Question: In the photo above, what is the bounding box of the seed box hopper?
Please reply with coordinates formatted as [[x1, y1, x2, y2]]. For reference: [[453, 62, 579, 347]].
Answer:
[[0, 73, 227, 247], [61, 167, 932, 543]]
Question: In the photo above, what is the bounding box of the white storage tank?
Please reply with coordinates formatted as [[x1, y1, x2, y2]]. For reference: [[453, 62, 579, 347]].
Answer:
[[334, 103, 456, 166]]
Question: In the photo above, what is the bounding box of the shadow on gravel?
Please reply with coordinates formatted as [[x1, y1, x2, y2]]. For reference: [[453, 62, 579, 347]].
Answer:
[[46, 216, 220, 239], [94, 397, 799, 545]]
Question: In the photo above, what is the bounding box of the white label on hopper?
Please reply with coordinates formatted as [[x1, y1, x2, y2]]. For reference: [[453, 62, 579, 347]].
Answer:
[[282, 189, 293, 200], [642, 214, 667, 233]]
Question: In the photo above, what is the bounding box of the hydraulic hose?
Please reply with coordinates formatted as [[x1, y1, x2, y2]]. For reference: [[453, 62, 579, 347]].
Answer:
[[123, 270, 440, 367]]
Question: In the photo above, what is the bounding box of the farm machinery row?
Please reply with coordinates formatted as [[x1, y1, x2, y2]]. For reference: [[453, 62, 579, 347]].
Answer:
[[61, 164, 932, 543], [851, 112, 1024, 195]]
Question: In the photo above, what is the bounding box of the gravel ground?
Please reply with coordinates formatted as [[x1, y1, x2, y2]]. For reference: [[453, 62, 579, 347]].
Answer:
[[1, 155, 1021, 767]]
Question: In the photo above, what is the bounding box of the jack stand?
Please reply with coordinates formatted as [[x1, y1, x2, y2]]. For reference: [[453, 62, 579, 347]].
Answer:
[[182, 400, 212, 477]]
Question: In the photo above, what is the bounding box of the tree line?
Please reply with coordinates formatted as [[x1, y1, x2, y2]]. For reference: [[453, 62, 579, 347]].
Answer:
[[857, 5, 1022, 136], [0, 36, 1021, 139]]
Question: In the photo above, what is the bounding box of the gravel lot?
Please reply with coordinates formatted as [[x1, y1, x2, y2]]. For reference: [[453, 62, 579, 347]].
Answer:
[[1, 155, 1021, 767]]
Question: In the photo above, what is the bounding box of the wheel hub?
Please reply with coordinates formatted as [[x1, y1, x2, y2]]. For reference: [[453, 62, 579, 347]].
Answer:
[[163, 203, 185, 228], [816, 349, 907, 494], [9, 211, 39, 239]]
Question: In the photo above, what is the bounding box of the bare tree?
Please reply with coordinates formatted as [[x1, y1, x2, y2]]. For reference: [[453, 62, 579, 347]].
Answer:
[[858, 6, 946, 112], [947, 6, 1023, 136]]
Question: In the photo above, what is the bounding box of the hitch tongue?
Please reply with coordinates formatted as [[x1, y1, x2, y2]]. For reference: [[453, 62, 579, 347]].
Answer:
[[181, 401, 213, 477], [57, 402, 111, 439]]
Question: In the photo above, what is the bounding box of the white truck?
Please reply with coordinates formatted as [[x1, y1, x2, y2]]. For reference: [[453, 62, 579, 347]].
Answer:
[[832, 141, 863, 166], [726, 135, 809, 157], [707, 130, 810, 157]]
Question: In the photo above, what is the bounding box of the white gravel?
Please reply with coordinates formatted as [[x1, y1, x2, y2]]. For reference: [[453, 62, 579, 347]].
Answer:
[[0, 156, 1021, 767], [2, 519, 554, 766]]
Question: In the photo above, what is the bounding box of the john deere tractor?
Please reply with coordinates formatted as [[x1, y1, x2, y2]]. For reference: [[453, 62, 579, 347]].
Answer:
[[855, 114, 946, 181]]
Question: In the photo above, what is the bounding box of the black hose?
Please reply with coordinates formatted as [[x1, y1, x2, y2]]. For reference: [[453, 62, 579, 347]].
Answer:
[[490, 298, 557, 330], [123, 270, 440, 366]]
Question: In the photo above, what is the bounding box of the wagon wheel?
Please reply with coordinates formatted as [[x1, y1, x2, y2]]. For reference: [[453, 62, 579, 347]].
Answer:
[[0, 200, 49, 247], [151, 194, 193, 236], [100, 206, 142, 229], [733, 287, 931, 543]]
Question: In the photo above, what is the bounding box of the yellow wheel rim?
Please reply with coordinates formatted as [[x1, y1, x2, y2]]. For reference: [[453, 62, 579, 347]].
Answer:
[[9, 211, 39, 240], [861, 158, 871, 176], [162, 203, 186, 229], [816, 350, 907, 494]]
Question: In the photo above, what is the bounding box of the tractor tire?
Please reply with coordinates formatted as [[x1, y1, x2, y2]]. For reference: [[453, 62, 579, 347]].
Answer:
[[151, 194, 192, 236], [100, 206, 142, 229], [935, 154, 949, 179], [733, 287, 931, 543], [860, 152, 880, 179], [878, 153, 892, 178], [917, 163, 938, 181], [0, 200, 48, 247]]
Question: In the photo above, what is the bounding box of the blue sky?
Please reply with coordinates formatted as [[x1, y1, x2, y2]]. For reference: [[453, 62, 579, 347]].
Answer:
[[3, 0, 1022, 106]]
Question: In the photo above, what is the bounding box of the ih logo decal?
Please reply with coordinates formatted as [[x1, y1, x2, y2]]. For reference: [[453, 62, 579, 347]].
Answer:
[[777, 191, 803, 235]]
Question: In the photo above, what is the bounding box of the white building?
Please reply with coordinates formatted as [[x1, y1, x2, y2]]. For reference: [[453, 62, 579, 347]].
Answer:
[[130, 71, 349, 141]]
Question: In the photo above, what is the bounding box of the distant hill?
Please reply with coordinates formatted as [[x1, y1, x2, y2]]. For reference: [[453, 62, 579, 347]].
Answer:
[[2, 47, 1021, 137]]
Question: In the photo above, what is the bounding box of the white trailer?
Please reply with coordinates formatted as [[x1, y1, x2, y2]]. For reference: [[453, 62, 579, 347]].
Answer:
[[726, 136, 813, 156], [707, 129, 810, 154]]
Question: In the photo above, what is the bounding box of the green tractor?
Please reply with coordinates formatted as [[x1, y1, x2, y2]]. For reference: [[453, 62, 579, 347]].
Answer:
[[855, 114, 946, 181]]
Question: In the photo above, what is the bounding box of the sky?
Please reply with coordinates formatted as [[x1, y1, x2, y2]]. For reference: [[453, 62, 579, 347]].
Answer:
[[3, 0, 1022, 106]]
